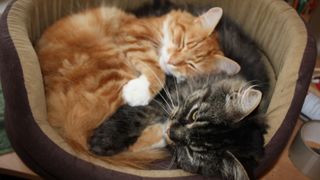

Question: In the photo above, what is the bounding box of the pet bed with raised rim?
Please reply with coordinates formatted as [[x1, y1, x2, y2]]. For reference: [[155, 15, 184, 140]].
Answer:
[[0, 0, 317, 179]]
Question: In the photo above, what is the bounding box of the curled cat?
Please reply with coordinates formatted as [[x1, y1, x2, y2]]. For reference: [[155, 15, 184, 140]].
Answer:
[[90, 74, 267, 179], [36, 6, 241, 166]]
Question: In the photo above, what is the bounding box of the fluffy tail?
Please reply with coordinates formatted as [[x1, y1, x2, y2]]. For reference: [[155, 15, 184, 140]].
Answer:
[[65, 132, 169, 169], [90, 149, 169, 169], [62, 120, 169, 169]]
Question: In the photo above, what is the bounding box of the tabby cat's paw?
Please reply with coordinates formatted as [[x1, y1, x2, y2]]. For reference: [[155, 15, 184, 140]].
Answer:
[[122, 75, 151, 106]]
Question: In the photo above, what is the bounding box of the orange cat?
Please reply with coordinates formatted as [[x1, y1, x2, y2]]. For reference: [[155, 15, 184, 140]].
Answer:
[[36, 6, 240, 166]]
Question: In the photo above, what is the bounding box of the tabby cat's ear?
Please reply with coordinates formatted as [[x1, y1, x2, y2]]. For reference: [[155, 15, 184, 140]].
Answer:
[[214, 55, 240, 75], [224, 151, 250, 180], [195, 7, 223, 35], [241, 89, 262, 117]]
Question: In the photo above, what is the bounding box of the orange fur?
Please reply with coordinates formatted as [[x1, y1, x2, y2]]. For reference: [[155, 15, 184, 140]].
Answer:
[[37, 7, 232, 168], [128, 124, 166, 152]]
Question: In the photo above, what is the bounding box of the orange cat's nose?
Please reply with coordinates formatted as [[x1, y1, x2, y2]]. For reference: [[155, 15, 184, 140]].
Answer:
[[167, 58, 176, 65], [167, 58, 183, 66]]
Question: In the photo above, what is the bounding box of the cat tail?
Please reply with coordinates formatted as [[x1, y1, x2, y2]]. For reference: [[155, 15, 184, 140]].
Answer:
[[58, 98, 169, 168], [63, 125, 169, 169], [64, 132, 169, 169], [91, 149, 170, 169], [88, 122, 171, 168]]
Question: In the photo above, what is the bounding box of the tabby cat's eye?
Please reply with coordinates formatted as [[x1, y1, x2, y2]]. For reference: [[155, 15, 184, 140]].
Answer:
[[188, 105, 199, 122], [229, 92, 238, 100], [192, 110, 198, 121], [230, 94, 235, 100]]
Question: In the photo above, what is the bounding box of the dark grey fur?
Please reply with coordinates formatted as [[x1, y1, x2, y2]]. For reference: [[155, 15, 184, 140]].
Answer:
[[166, 75, 267, 179]]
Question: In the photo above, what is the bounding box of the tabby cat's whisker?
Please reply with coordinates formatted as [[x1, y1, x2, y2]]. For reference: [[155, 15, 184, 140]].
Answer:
[[157, 91, 174, 111], [159, 81, 175, 109], [167, 149, 177, 170], [238, 84, 248, 107], [152, 89, 173, 111], [187, 77, 194, 92], [151, 99, 170, 115], [206, 73, 210, 86], [139, 62, 175, 109]]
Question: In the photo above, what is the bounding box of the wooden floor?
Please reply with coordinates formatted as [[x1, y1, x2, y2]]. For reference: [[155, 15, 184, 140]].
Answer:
[[261, 119, 309, 180]]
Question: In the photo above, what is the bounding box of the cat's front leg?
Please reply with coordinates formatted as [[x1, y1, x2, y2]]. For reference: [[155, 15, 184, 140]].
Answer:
[[89, 105, 149, 156], [122, 61, 165, 107]]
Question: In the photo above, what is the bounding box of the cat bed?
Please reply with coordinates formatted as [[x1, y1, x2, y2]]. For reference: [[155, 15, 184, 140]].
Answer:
[[0, 0, 316, 179]]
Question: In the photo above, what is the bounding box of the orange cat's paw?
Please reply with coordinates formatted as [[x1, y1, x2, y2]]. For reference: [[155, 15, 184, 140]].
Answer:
[[122, 75, 152, 106]]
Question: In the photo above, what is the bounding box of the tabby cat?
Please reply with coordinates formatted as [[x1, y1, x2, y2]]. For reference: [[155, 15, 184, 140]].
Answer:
[[36, 6, 240, 153], [90, 74, 267, 179]]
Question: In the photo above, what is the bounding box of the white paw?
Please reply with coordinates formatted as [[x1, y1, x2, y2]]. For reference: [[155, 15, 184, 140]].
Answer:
[[122, 75, 152, 106]]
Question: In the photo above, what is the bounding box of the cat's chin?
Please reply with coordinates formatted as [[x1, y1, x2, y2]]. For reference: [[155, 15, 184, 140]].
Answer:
[[164, 67, 186, 82], [159, 59, 171, 74], [160, 61, 182, 79]]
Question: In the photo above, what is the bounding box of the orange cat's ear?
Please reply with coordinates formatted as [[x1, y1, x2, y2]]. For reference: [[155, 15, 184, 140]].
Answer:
[[214, 54, 240, 75], [195, 7, 223, 35]]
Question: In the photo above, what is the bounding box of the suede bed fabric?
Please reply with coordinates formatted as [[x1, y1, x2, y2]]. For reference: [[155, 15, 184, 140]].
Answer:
[[0, 0, 316, 179]]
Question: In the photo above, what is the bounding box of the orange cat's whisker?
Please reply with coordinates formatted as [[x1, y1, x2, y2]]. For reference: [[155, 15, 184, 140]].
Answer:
[[173, 77, 180, 107], [139, 62, 175, 109]]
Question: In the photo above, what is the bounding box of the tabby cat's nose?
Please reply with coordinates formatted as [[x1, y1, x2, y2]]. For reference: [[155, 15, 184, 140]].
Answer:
[[168, 128, 182, 142]]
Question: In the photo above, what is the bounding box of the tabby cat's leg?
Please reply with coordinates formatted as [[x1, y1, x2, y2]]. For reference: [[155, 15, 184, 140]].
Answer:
[[122, 59, 165, 106]]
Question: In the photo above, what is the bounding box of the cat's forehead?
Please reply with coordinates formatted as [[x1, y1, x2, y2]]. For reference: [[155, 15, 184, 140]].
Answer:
[[181, 27, 209, 41], [215, 78, 247, 91], [184, 88, 208, 105], [186, 80, 243, 102], [168, 10, 195, 21], [167, 15, 209, 37]]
